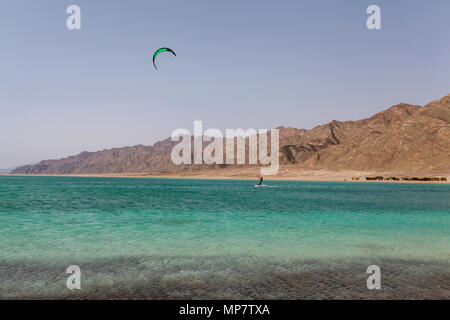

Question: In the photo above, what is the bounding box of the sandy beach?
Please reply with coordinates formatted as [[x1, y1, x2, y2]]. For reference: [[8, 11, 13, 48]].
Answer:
[[3, 165, 449, 184]]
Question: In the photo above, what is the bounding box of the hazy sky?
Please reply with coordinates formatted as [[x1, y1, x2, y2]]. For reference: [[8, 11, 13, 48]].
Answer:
[[1, 0, 449, 168]]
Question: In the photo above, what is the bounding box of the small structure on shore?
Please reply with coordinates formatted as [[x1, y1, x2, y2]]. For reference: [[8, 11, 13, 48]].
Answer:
[[358, 176, 448, 182], [400, 176, 447, 182], [365, 176, 384, 181]]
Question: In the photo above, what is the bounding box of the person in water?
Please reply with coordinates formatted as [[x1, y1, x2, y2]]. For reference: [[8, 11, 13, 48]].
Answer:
[[258, 176, 263, 185]]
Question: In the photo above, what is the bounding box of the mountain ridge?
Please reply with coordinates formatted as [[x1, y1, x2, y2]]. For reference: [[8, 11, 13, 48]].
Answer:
[[12, 94, 450, 176]]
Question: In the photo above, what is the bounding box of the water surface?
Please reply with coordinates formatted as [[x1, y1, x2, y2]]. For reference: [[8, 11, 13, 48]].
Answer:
[[0, 176, 448, 299]]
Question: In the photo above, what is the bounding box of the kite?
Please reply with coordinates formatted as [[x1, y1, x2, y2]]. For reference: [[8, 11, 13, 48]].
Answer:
[[152, 47, 176, 70]]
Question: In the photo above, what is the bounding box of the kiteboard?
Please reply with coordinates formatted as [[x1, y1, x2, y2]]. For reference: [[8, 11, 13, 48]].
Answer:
[[254, 184, 277, 188]]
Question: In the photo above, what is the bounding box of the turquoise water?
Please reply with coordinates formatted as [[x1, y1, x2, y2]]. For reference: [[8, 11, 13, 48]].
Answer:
[[1, 176, 449, 262], [0, 176, 449, 298]]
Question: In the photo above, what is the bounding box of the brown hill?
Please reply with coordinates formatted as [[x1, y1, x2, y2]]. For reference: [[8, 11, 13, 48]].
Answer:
[[12, 94, 450, 176]]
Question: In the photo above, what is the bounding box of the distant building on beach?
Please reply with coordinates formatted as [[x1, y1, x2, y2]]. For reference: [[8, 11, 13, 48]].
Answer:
[[361, 176, 447, 182]]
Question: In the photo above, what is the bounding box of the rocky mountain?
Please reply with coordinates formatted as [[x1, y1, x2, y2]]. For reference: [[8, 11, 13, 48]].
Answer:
[[12, 94, 450, 175]]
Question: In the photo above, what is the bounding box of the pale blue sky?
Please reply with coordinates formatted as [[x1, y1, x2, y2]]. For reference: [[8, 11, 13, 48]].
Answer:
[[1, 0, 449, 168]]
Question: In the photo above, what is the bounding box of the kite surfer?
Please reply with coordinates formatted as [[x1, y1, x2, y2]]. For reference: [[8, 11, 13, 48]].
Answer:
[[257, 176, 263, 186]]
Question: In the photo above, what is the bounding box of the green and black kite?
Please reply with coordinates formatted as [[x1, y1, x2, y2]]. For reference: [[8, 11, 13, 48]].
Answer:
[[153, 47, 176, 70]]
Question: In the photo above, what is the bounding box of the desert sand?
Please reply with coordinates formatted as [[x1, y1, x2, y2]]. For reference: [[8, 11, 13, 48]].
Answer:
[[4, 165, 449, 183]]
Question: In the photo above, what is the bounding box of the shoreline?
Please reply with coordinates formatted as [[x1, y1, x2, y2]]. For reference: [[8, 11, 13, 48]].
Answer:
[[2, 173, 449, 184]]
